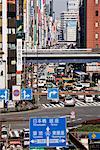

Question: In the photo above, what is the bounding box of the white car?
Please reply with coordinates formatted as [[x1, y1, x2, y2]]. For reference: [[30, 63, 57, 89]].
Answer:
[[74, 83, 84, 91], [85, 95, 93, 103], [1, 127, 8, 139], [64, 96, 76, 106], [78, 95, 85, 100]]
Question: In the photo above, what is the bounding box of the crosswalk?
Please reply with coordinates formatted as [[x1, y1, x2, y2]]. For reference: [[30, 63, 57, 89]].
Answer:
[[41, 100, 100, 109]]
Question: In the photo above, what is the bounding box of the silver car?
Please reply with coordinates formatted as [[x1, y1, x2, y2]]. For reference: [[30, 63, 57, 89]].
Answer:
[[64, 95, 76, 106]]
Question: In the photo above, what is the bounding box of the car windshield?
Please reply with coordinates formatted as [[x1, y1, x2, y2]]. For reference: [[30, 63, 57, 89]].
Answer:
[[65, 95, 72, 100], [24, 133, 29, 138], [86, 95, 92, 97], [76, 84, 82, 87], [1, 131, 7, 135]]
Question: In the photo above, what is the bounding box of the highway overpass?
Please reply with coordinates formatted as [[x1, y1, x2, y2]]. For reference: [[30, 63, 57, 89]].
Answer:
[[22, 48, 100, 63]]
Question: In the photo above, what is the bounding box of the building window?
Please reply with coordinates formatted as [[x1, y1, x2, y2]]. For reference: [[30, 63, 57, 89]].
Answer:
[[95, 33, 99, 39], [95, 0, 99, 5], [96, 44, 99, 48], [95, 10, 98, 16], [95, 21, 99, 27], [8, 28, 15, 35]]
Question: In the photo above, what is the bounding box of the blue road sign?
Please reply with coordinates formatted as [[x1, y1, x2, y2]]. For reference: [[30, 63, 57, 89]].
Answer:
[[47, 88, 59, 100], [30, 117, 67, 148], [88, 132, 100, 140], [21, 88, 32, 100], [0, 89, 9, 101]]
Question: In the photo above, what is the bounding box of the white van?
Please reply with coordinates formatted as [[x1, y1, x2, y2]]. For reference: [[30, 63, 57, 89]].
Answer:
[[85, 95, 93, 103]]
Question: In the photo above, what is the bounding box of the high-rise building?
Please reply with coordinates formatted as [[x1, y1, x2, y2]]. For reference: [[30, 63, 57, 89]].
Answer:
[[80, 0, 100, 48], [60, 11, 78, 44], [60, 0, 79, 45], [66, 0, 80, 12], [8, 0, 16, 89], [0, 0, 16, 90]]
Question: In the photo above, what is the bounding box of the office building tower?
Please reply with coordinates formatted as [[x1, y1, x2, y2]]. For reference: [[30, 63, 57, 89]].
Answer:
[[80, 0, 100, 48]]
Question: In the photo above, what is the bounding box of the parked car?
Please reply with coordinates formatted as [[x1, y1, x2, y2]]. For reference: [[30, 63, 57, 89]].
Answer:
[[64, 95, 76, 106]]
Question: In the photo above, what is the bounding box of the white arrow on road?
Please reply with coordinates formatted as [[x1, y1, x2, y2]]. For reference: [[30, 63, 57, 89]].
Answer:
[[49, 90, 57, 98]]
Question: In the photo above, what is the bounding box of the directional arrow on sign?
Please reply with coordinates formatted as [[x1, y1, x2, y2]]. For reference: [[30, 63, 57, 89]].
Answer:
[[23, 90, 30, 99], [49, 90, 57, 98], [59, 139, 66, 143], [31, 139, 35, 143], [46, 126, 50, 146], [0, 90, 8, 100]]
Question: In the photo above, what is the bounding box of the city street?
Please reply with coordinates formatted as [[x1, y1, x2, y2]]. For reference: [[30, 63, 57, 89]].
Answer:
[[0, 106, 100, 129]]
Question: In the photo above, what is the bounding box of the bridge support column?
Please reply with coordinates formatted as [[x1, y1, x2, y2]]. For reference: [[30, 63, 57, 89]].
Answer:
[[89, 72, 93, 83]]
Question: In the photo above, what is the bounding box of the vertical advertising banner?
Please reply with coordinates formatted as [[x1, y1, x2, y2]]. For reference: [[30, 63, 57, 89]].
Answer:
[[17, 39, 22, 71]]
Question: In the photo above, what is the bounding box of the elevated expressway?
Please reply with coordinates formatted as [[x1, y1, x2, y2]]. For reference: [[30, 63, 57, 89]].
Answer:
[[22, 48, 100, 63]]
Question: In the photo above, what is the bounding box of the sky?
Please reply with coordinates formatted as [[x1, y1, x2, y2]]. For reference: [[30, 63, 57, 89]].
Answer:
[[46, 0, 66, 18]]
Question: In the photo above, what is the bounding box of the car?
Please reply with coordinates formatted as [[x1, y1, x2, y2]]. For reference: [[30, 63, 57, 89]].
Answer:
[[94, 94, 100, 101], [85, 95, 94, 103], [74, 83, 85, 91], [1, 126, 8, 139], [64, 95, 76, 106], [23, 128, 29, 147], [59, 94, 65, 102], [77, 95, 85, 100], [50, 99, 59, 103]]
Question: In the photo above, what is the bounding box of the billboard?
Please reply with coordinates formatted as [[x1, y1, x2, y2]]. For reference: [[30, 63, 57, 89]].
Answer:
[[7, 0, 15, 4], [66, 20, 77, 41], [17, 39, 22, 71]]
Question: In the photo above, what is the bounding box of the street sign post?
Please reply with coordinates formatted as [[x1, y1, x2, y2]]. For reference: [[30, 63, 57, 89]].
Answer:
[[30, 117, 67, 148], [21, 88, 32, 100], [47, 88, 59, 100], [0, 89, 9, 101], [70, 111, 75, 119]]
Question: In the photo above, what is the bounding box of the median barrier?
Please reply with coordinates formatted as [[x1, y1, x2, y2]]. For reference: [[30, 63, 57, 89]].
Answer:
[[82, 118, 100, 125], [69, 132, 87, 150]]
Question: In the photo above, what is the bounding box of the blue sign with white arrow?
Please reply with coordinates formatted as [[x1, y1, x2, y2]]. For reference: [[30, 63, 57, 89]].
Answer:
[[21, 88, 32, 100], [30, 117, 67, 148], [47, 88, 59, 100], [0, 89, 9, 101]]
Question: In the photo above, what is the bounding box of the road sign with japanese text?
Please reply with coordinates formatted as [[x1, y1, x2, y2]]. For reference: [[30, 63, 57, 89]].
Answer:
[[30, 117, 67, 148]]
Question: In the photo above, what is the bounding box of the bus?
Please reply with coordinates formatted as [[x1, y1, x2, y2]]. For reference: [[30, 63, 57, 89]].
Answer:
[[73, 70, 89, 82]]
